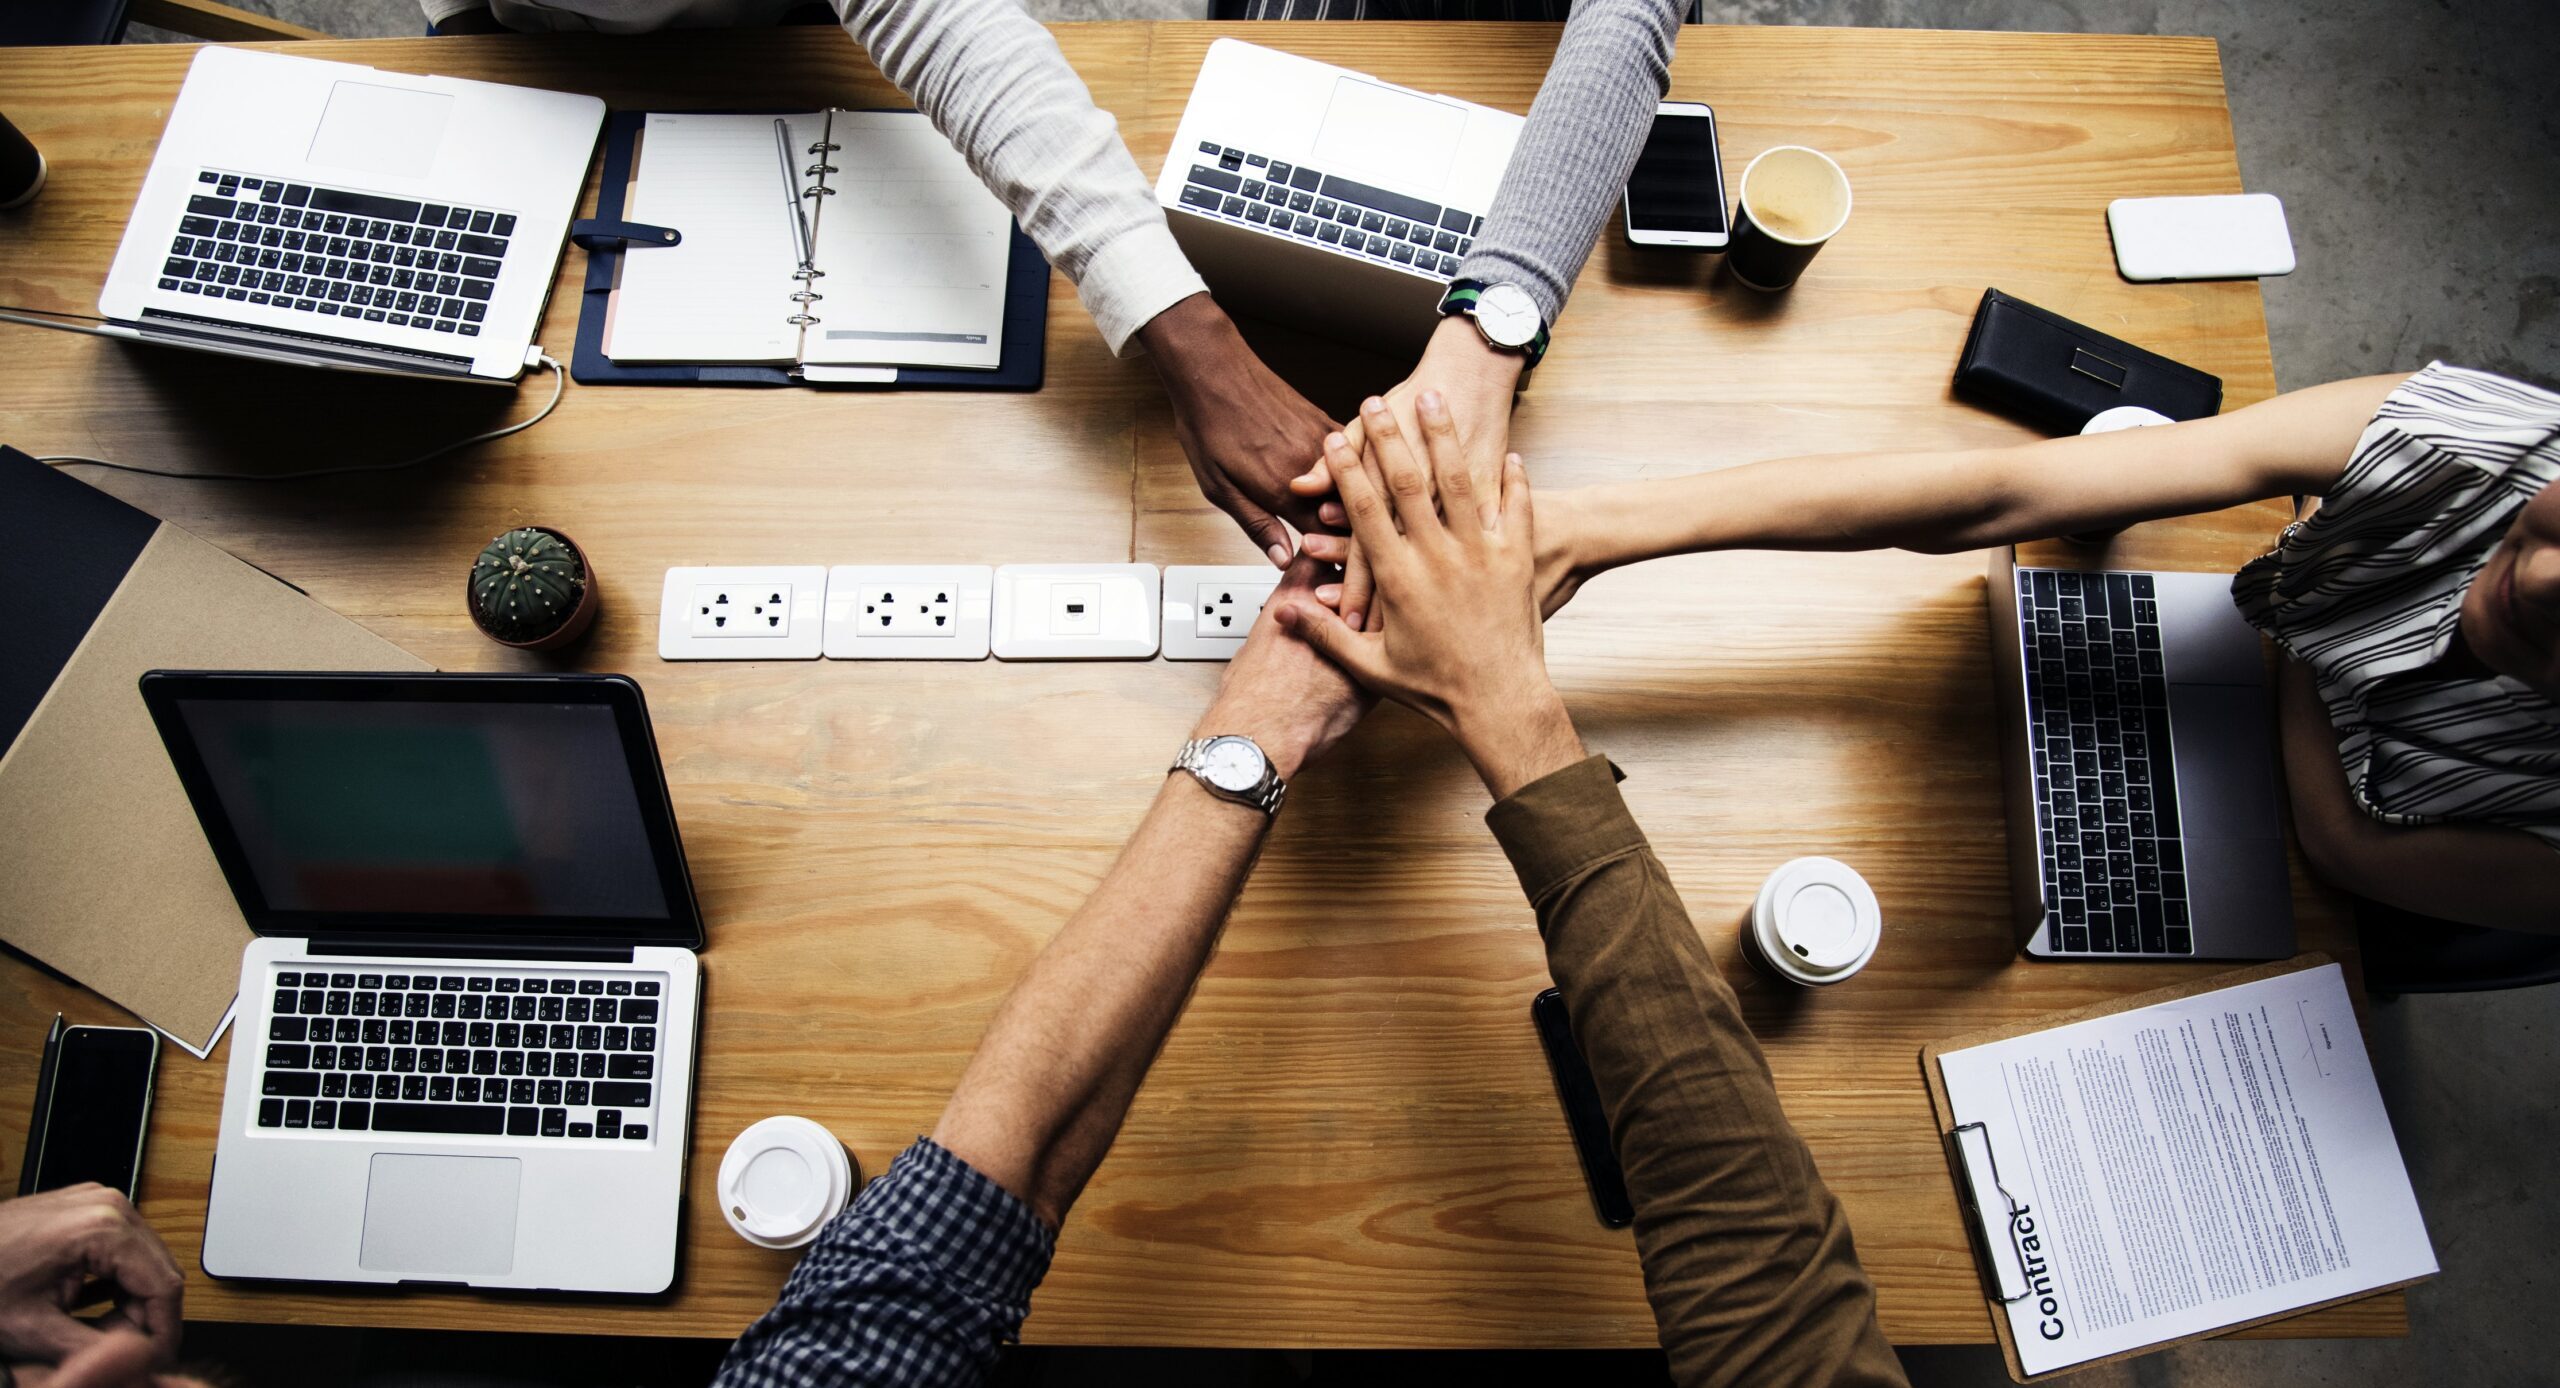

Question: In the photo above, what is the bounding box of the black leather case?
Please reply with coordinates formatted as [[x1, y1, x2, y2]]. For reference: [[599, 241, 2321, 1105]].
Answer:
[[1952, 288, 2222, 434]]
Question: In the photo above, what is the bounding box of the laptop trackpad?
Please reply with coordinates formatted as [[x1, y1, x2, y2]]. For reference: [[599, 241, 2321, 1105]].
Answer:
[[308, 81, 454, 180], [2169, 682, 2283, 842], [359, 1154, 520, 1276]]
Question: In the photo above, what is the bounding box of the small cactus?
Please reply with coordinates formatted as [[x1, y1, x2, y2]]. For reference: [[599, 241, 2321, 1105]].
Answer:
[[469, 526, 593, 647]]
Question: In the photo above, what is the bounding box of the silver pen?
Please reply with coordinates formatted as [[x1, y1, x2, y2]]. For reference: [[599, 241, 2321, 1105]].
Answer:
[[772, 118, 815, 272]]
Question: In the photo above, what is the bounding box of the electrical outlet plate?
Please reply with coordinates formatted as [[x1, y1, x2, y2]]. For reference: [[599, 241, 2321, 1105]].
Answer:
[[823, 565, 994, 660], [657, 566, 828, 660], [1162, 565, 1279, 661], [990, 564, 1161, 660]]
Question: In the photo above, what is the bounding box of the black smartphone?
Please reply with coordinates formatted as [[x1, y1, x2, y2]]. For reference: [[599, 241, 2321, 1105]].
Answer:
[[1531, 988, 1634, 1228], [1621, 100, 1729, 250], [22, 1018, 159, 1201]]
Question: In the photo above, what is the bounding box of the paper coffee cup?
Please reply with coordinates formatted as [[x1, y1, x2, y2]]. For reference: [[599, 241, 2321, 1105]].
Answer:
[[1743, 857, 1881, 987], [718, 1116, 857, 1250], [2082, 405, 2175, 434]]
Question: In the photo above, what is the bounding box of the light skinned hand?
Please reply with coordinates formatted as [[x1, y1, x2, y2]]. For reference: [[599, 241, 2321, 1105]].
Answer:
[[1274, 398, 1585, 800], [1284, 315, 1526, 623], [0, 1185, 186, 1382], [1191, 553, 1374, 781], [1303, 478, 1595, 621]]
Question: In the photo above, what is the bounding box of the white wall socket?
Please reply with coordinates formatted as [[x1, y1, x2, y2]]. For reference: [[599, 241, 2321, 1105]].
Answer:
[[990, 564, 1160, 660], [823, 565, 994, 660], [1162, 566, 1279, 661], [657, 566, 828, 660]]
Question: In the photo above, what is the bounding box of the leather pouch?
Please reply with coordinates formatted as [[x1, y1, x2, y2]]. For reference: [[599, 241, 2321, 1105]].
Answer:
[[1952, 288, 2222, 434]]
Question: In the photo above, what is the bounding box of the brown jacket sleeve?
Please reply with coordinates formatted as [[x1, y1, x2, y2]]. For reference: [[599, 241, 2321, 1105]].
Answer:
[[1487, 756, 1907, 1388]]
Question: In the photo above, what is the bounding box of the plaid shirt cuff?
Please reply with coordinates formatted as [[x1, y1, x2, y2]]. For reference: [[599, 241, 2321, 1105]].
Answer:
[[715, 1138, 1057, 1388]]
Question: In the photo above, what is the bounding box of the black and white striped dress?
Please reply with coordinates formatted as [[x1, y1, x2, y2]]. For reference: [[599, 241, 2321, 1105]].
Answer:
[[2231, 362, 2560, 849]]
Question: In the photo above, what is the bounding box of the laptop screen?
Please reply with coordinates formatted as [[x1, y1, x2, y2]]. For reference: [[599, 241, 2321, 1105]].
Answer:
[[143, 674, 701, 944]]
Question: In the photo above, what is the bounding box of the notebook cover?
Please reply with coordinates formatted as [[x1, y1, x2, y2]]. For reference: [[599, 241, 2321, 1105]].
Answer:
[[0, 454, 430, 1054], [0, 447, 160, 755], [571, 109, 1050, 391]]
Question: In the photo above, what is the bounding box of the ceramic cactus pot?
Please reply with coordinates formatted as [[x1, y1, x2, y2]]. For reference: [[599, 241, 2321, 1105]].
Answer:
[[468, 525, 598, 651]]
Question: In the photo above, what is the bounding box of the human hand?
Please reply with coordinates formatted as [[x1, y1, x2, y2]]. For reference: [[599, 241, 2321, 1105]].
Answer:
[[1304, 476, 1596, 621], [1192, 554, 1374, 782], [1285, 315, 1526, 627], [1275, 399, 1585, 800], [1140, 293, 1339, 568], [0, 1186, 185, 1384]]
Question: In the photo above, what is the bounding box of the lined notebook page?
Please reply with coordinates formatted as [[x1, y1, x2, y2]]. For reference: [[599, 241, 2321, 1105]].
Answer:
[[800, 111, 1011, 371], [607, 113, 825, 365]]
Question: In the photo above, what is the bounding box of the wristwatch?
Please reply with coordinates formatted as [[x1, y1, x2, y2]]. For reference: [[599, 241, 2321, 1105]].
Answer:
[[1439, 278, 1550, 370], [1170, 735, 1286, 816]]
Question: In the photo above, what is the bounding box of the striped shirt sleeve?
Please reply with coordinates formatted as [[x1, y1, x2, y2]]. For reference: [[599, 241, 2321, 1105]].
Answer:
[[2231, 363, 2560, 848]]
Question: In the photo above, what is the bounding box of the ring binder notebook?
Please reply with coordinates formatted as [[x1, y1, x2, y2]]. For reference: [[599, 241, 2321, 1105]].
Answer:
[[569, 109, 1048, 391]]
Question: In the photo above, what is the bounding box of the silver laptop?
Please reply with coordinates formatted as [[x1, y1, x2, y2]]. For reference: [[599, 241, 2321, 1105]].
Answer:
[[1154, 39, 1523, 355], [100, 47, 602, 384], [1988, 548, 2295, 960], [141, 672, 703, 1295]]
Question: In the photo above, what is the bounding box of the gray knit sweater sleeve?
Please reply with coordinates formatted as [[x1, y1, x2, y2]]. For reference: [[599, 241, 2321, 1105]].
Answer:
[[1454, 0, 1684, 329]]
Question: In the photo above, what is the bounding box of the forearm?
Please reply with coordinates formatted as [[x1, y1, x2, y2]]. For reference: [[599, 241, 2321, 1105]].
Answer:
[[1458, 0, 1683, 325], [840, 0, 1202, 353], [1553, 375, 2404, 581], [1488, 760, 1904, 1388], [2277, 658, 2560, 931], [932, 776, 1264, 1226]]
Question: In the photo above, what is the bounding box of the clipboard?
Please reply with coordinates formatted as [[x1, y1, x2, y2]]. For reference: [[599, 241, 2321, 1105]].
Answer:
[[1919, 953, 2432, 1383], [568, 109, 1050, 391]]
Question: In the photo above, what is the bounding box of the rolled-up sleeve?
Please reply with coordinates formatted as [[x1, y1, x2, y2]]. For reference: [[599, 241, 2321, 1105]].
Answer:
[[716, 1138, 1057, 1388]]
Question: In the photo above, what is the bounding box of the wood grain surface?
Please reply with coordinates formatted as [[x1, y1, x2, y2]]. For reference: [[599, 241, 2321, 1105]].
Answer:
[[0, 22, 2405, 1347]]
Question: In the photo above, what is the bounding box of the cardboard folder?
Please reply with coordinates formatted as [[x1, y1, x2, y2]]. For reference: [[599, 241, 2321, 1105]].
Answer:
[[0, 447, 428, 1055]]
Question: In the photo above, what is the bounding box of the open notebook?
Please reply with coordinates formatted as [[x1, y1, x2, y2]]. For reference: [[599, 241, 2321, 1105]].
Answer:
[[605, 111, 1012, 378]]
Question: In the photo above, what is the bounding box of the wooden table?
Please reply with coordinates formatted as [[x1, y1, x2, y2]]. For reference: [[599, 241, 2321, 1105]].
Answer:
[[0, 21, 2403, 1347]]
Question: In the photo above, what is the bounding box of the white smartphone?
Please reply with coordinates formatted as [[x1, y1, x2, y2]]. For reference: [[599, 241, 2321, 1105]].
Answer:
[[1622, 101, 1728, 249], [2107, 194, 2296, 281]]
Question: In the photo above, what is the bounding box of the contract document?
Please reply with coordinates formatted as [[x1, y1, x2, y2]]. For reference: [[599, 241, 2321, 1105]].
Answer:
[[1937, 962, 2435, 1377]]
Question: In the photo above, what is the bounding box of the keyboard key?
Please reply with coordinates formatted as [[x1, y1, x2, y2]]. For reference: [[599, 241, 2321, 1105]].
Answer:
[[1246, 203, 1271, 225], [592, 1080, 652, 1108], [539, 1107, 568, 1138], [580, 1054, 607, 1079], [310, 188, 423, 223], [633, 1027, 656, 1051], [448, 207, 474, 229], [259, 1098, 284, 1127], [1178, 184, 1221, 213], [1390, 243, 1416, 265], [285, 1099, 310, 1129], [625, 1125, 648, 1140], [636, 982, 660, 996], [456, 232, 507, 258], [622, 998, 659, 1024], [597, 1109, 621, 1138], [566, 1080, 591, 1106], [362, 1101, 506, 1136], [1318, 173, 1439, 228], [538, 1079, 563, 1106], [270, 1016, 307, 1042], [606, 1054, 653, 1080]]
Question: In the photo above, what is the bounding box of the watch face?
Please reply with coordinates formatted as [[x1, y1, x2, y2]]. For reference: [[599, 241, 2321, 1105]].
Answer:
[[1198, 737, 1267, 793], [1475, 283, 1540, 347]]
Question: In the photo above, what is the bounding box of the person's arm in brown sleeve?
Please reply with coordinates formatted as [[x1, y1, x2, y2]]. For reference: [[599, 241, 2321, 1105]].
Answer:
[[1488, 757, 1906, 1388], [1272, 402, 1904, 1388]]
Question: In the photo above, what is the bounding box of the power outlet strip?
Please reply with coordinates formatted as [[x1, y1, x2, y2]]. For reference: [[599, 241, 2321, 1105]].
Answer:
[[823, 565, 994, 660], [990, 564, 1161, 660], [657, 566, 828, 660], [1162, 566, 1279, 661]]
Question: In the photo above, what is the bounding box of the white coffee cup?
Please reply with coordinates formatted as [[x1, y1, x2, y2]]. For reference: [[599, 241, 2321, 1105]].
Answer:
[[1743, 857, 1881, 987], [2082, 405, 2176, 434], [718, 1116, 858, 1250]]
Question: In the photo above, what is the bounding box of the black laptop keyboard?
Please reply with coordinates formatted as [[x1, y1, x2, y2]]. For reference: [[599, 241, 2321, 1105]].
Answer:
[[158, 168, 517, 336], [258, 969, 664, 1142], [2016, 568, 2194, 956], [1176, 142, 1480, 277]]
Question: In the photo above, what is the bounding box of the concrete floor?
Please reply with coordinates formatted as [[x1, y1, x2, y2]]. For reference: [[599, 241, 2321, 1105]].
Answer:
[[128, 1, 2560, 1385]]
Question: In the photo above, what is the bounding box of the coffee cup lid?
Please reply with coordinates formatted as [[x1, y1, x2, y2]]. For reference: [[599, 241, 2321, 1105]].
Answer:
[[1753, 857, 1881, 983], [2082, 405, 2176, 434], [718, 1116, 854, 1250]]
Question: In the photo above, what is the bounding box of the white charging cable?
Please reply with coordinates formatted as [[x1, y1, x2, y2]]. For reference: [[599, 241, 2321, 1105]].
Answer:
[[31, 352, 566, 483]]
